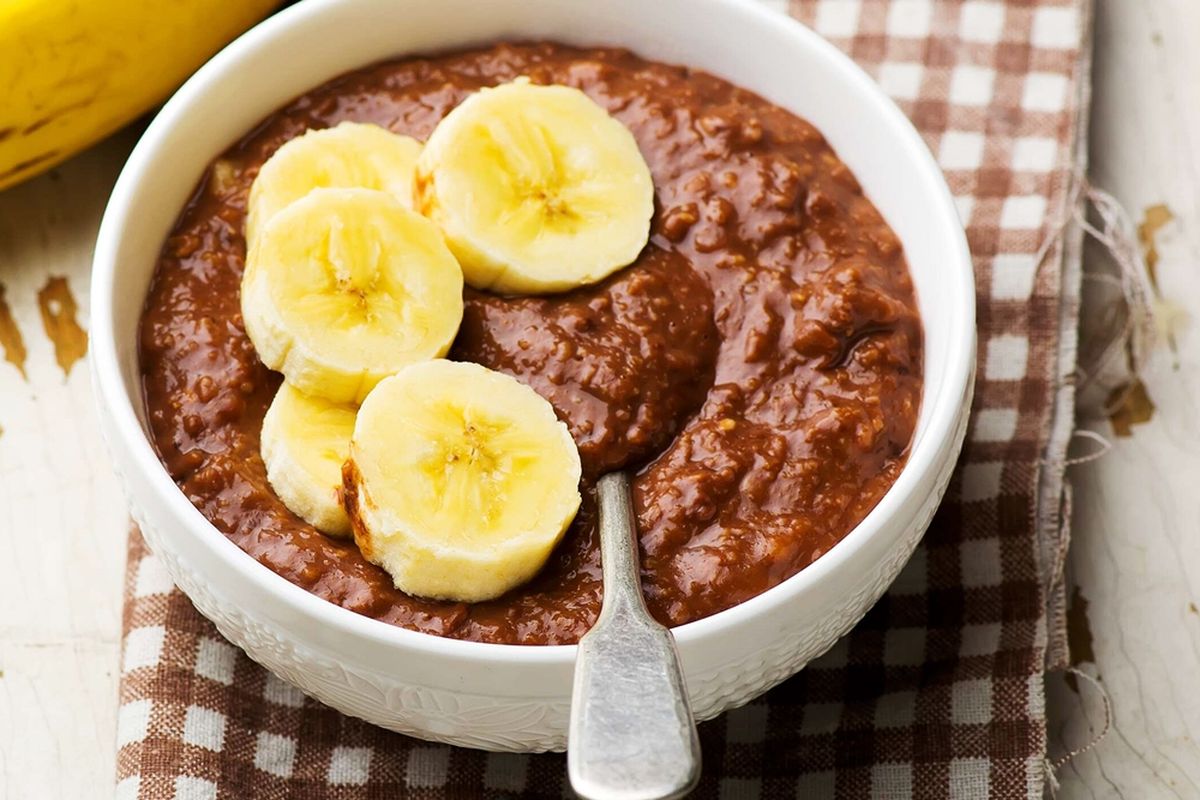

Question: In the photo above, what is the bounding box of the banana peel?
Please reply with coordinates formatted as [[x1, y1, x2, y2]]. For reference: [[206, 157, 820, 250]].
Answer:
[[0, 0, 278, 191]]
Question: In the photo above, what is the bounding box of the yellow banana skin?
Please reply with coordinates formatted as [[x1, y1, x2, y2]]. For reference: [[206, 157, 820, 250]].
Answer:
[[0, 0, 277, 190]]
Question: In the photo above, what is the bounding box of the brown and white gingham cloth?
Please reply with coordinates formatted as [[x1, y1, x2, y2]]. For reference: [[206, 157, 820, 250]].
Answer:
[[114, 1, 1090, 796]]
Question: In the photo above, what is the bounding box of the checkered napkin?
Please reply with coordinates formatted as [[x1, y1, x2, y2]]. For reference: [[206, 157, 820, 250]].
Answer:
[[114, 1, 1090, 797]]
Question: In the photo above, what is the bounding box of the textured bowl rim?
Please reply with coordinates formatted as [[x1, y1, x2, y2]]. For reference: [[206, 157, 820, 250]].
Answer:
[[90, 0, 975, 667]]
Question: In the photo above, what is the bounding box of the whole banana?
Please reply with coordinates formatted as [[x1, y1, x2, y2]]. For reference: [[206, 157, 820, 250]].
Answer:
[[0, 0, 277, 191]]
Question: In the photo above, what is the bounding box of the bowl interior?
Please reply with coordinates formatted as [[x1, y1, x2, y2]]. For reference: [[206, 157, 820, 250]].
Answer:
[[92, 0, 973, 654]]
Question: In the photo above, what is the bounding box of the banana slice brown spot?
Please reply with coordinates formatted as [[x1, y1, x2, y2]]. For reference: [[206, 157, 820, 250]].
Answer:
[[344, 360, 582, 602]]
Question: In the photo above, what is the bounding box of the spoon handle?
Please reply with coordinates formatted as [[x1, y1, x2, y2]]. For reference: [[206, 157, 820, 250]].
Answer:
[[568, 472, 701, 800]]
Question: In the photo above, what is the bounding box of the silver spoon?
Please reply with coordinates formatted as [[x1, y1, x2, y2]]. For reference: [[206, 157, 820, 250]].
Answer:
[[568, 471, 701, 800]]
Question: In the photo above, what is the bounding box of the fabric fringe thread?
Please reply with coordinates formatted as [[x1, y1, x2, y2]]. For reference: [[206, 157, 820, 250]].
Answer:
[[1044, 428, 1112, 468], [1029, 174, 1135, 795], [1031, 172, 1157, 413], [1027, 174, 1152, 466], [1043, 667, 1114, 797], [1072, 179, 1159, 412]]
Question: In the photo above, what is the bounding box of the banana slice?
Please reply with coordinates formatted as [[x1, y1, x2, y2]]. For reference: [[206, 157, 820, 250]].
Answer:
[[241, 187, 464, 405], [414, 79, 654, 295], [344, 360, 582, 602], [246, 121, 422, 248], [261, 382, 356, 537]]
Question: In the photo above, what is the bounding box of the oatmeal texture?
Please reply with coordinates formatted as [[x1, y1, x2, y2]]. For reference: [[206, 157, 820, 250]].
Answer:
[[140, 43, 922, 645]]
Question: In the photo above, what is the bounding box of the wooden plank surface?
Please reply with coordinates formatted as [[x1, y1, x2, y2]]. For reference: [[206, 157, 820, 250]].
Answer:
[[1048, 0, 1200, 797], [0, 130, 139, 800], [0, 2, 1197, 797]]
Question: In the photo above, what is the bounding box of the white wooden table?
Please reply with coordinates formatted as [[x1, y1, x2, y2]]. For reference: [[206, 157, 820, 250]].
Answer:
[[0, 1, 1196, 796], [1047, 1, 1200, 797]]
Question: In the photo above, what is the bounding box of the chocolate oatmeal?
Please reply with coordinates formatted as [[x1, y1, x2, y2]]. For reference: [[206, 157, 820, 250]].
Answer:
[[140, 43, 922, 645]]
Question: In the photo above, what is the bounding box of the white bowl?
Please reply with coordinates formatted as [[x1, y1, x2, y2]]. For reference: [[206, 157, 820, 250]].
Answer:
[[91, 0, 975, 752]]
